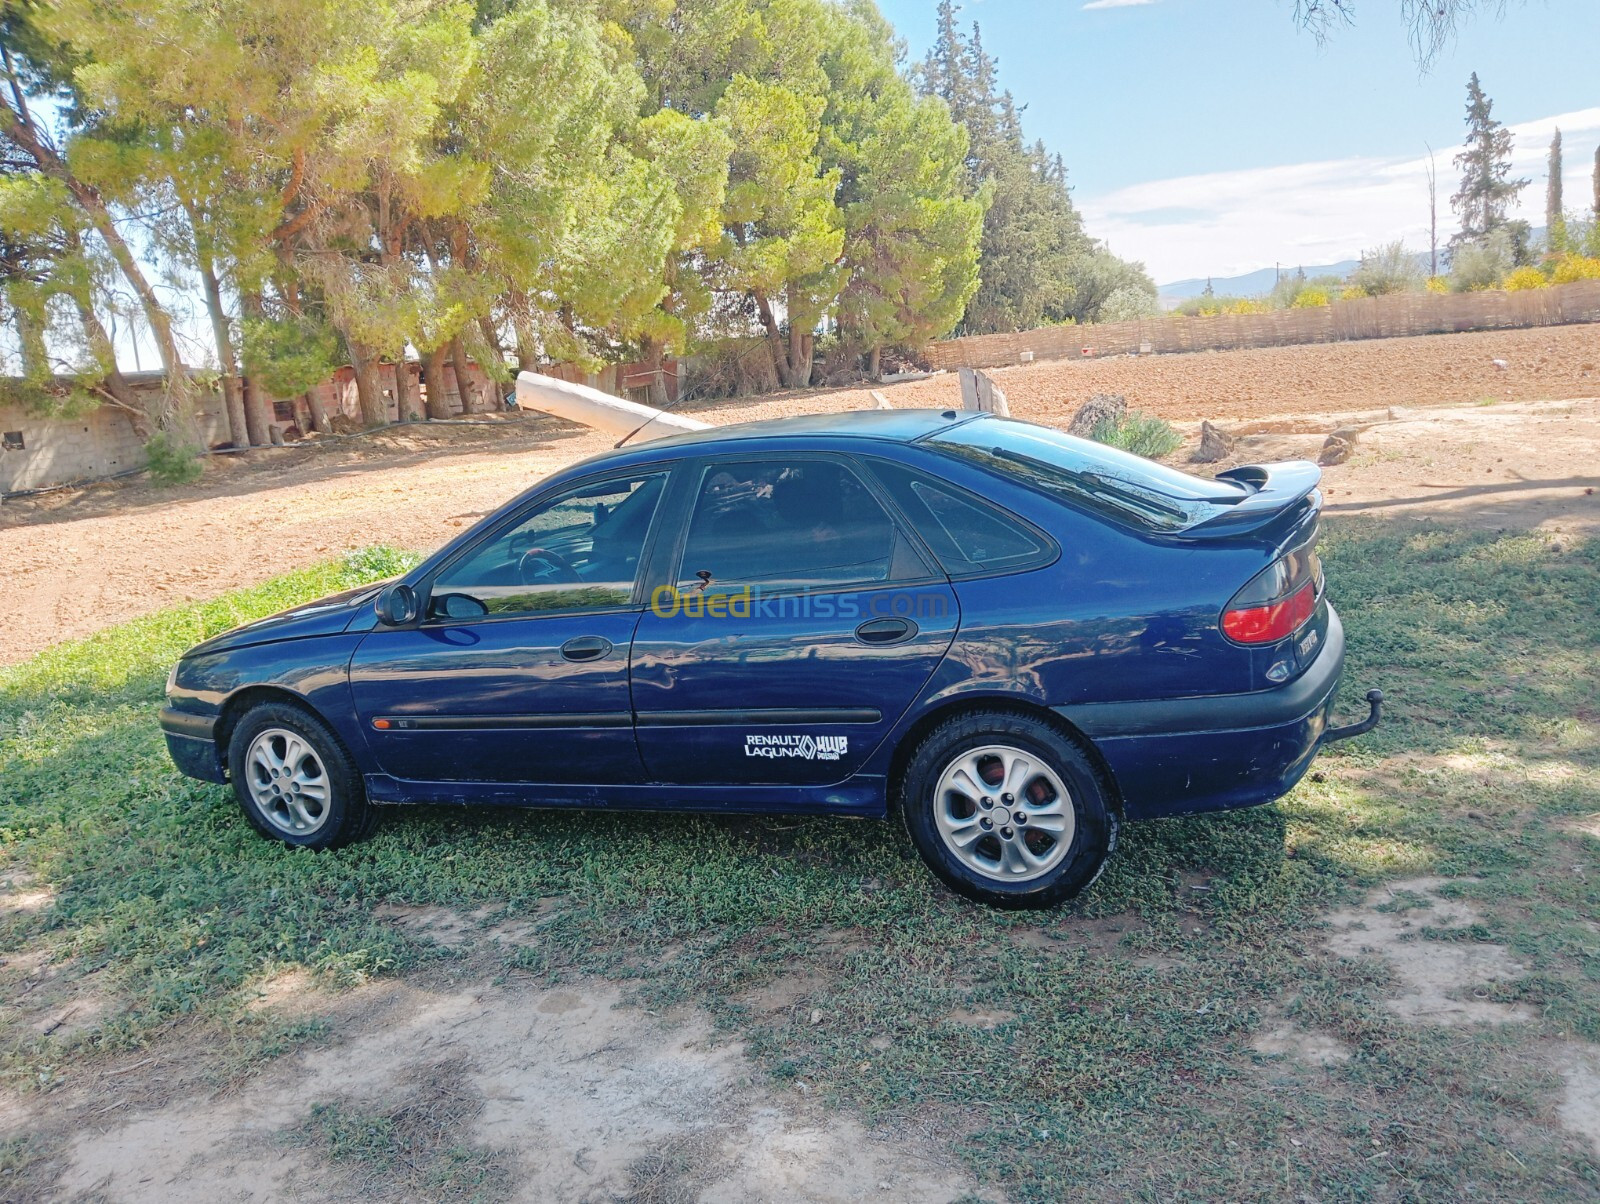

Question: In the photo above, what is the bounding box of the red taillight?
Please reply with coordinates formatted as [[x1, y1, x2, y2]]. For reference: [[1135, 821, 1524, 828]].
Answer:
[[1222, 577, 1317, 644]]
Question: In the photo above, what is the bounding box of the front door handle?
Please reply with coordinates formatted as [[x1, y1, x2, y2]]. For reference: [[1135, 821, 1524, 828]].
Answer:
[[560, 635, 613, 662], [855, 617, 916, 645]]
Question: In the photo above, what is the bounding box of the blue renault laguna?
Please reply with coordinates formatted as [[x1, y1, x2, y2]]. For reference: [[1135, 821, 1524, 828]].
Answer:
[[161, 409, 1380, 908]]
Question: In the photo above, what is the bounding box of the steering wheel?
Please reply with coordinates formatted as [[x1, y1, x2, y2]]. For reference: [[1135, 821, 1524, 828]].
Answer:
[[517, 546, 582, 585]]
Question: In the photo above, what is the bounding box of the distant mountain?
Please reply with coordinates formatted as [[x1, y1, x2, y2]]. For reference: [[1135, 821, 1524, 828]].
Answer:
[[1159, 229, 1549, 305], [1157, 261, 1358, 303]]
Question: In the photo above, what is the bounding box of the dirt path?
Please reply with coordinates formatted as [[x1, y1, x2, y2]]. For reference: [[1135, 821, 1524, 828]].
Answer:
[[3, 324, 1598, 665], [52, 970, 983, 1203]]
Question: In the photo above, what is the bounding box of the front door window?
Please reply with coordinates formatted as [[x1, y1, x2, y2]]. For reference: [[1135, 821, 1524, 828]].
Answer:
[[429, 473, 667, 619]]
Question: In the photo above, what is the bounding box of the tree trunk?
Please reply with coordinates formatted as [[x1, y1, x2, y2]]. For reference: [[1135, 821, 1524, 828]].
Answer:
[[477, 313, 504, 365], [77, 191, 192, 433], [69, 293, 151, 438], [640, 336, 670, 409], [348, 341, 388, 428], [1, 47, 192, 435], [449, 336, 480, 414], [788, 326, 813, 389], [868, 345, 881, 380], [238, 292, 273, 446], [512, 317, 539, 372], [304, 389, 328, 434], [752, 290, 793, 387], [422, 346, 453, 419], [195, 253, 247, 448], [392, 355, 419, 422]]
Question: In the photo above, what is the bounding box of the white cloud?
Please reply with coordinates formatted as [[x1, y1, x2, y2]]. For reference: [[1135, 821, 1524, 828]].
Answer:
[[1082, 0, 1161, 10], [1078, 107, 1600, 284]]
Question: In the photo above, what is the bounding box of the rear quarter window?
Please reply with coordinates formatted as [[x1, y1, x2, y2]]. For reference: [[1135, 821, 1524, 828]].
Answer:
[[867, 459, 1055, 578], [925, 417, 1247, 535]]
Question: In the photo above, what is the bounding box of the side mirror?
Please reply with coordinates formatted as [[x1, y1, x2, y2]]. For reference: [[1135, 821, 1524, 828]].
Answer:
[[375, 583, 419, 626]]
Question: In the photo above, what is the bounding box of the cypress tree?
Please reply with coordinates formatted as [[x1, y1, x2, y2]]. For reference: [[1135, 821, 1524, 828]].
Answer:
[[1450, 73, 1527, 246], [1546, 128, 1563, 250]]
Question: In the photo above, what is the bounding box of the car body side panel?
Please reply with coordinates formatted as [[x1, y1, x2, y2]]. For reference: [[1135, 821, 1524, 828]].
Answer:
[[1068, 605, 1345, 818], [160, 416, 1354, 831], [164, 633, 370, 777], [631, 583, 960, 786], [362, 773, 885, 815], [347, 610, 648, 784]]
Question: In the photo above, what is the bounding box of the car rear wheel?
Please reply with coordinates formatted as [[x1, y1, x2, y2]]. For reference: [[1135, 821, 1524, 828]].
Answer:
[[227, 702, 377, 849], [898, 710, 1116, 909]]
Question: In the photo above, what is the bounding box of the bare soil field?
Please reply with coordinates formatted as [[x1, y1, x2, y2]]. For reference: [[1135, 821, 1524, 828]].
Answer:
[[2, 323, 1598, 664]]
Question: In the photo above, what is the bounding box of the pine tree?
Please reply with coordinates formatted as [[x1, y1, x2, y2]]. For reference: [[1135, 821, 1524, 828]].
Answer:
[[1450, 73, 1527, 247], [917, 8, 1152, 334], [1546, 128, 1563, 251]]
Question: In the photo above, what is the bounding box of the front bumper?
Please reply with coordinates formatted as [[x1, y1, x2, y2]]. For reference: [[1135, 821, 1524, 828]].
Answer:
[[1054, 607, 1356, 821], [159, 706, 228, 783]]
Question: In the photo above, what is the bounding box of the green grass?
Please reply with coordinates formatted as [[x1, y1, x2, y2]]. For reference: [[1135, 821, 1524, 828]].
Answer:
[[2, 526, 1599, 1200], [287, 1059, 512, 1201]]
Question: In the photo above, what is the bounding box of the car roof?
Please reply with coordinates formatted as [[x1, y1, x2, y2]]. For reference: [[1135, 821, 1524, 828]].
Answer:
[[626, 406, 982, 453], [541, 407, 988, 483]]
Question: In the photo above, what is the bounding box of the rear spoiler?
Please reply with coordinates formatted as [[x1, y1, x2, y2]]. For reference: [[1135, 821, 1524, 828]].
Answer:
[[1181, 460, 1322, 537]]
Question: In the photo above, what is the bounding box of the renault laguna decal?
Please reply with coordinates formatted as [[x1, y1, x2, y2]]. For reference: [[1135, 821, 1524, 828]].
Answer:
[[745, 734, 848, 761]]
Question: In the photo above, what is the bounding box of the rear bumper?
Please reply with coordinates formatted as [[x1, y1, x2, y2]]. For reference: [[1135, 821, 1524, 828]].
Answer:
[[159, 706, 227, 783], [1054, 607, 1347, 821]]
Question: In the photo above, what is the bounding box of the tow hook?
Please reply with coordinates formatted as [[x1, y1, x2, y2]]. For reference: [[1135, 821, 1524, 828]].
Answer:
[[1322, 689, 1384, 745]]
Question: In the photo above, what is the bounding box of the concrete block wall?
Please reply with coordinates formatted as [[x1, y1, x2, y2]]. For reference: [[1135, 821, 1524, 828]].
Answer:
[[2, 358, 513, 494], [1, 386, 230, 494]]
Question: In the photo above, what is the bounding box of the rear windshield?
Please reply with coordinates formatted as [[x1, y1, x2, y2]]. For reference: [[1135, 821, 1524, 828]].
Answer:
[[924, 417, 1247, 534]]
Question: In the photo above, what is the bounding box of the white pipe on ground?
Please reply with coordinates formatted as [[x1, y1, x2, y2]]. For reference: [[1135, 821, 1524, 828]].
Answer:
[[515, 371, 710, 442]]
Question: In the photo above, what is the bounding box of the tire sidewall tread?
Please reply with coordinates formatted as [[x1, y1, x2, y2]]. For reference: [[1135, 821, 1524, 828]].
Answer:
[[226, 702, 375, 850], [897, 709, 1116, 909]]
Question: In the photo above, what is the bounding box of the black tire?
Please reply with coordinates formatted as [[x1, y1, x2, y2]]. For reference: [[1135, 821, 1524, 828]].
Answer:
[[226, 702, 378, 849], [897, 709, 1117, 909]]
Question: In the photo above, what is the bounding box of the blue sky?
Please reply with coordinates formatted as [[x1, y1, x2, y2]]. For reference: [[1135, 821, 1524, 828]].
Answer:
[[875, 0, 1600, 283]]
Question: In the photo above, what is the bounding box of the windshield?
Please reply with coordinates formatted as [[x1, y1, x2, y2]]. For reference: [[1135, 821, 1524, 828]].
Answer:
[[925, 417, 1248, 534]]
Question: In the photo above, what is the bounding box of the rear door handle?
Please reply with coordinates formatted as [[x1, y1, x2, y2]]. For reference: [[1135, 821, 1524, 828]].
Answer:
[[560, 635, 613, 662], [855, 617, 916, 645]]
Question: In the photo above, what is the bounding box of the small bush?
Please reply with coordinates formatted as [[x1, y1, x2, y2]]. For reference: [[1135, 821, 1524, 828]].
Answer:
[[1348, 240, 1424, 296], [1449, 229, 1517, 291], [1339, 285, 1367, 301], [1090, 409, 1182, 459], [1097, 283, 1161, 323], [1502, 266, 1549, 292], [1172, 294, 1252, 317], [1425, 275, 1450, 294], [340, 545, 424, 581], [143, 432, 203, 485], [1291, 288, 1330, 309], [1551, 255, 1600, 283]]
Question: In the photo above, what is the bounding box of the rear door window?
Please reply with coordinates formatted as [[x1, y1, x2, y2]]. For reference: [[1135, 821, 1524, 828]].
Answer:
[[868, 459, 1054, 578], [676, 457, 932, 593]]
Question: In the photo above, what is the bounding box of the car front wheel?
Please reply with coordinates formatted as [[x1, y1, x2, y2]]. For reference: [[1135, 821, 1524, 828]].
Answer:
[[227, 702, 377, 849], [899, 710, 1116, 909]]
